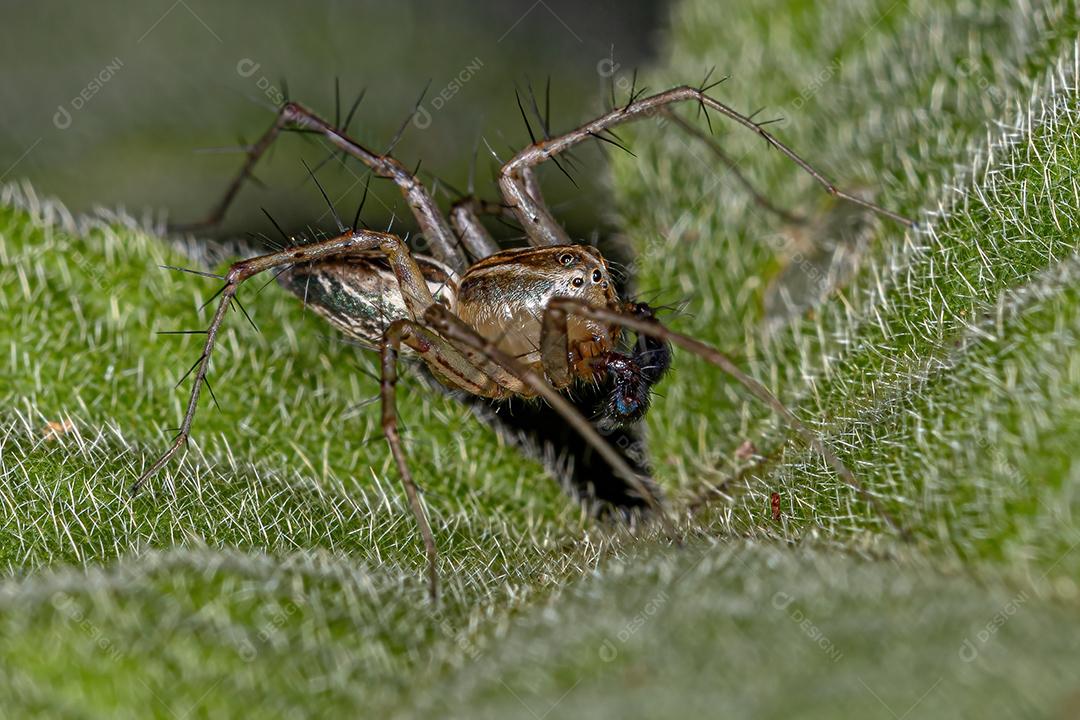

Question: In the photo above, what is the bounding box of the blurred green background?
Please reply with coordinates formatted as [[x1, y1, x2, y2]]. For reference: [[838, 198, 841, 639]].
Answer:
[[0, 0, 666, 238]]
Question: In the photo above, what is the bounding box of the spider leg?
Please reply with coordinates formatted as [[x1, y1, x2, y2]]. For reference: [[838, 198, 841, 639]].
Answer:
[[537, 301, 576, 390], [449, 197, 500, 260], [520, 168, 545, 216], [174, 100, 468, 271], [380, 319, 439, 601], [544, 297, 906, 536], [141, 212, 536, 599], [379, 317, 528, 602], [422, 303, 673, 530], [132, 230, 380, 493], [131, 227, 436, 495], [658, 108, 806, 225], [498, 85, 915, 247]]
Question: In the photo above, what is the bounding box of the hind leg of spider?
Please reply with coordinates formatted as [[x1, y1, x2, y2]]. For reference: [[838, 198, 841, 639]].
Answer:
[[130, 227, 436, 495], [498, 85, 915, 247], [543, 296, 906, 536], [175, 98, 468, 270]]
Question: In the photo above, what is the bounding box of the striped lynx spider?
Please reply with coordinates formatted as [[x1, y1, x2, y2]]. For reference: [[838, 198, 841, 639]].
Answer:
[[134, 76, 912, 599]]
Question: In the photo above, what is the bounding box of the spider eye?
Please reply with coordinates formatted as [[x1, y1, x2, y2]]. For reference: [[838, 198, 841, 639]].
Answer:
[[592, 269, 603, 283], [559, 253, 575, 266], [572, 277, 584, 288]]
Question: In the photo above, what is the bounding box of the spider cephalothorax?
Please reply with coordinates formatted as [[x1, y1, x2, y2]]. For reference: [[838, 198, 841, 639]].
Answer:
[[455, 245, 620, 385], [137, 79, 913, 600]]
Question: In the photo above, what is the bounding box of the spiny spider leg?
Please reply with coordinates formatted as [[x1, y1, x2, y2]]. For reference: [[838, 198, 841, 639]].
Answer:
[[380, 320, 438, 601], [658, 108, 806, 225], [542, 297, 906, 536], [133, 223, 453, 493], [448, 197, 501, 260], [130, 230, 387, 495], [379, 318, 527, 602], [499, 85, 915, 247], [175, 98, 468, 271], [135, 224, 538, 602], [423, 166, 514, 261], [421, 303, 674, 536]]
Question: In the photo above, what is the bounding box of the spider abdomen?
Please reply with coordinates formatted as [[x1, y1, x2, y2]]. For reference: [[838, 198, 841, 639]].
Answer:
[[277, 251, 458, 348]]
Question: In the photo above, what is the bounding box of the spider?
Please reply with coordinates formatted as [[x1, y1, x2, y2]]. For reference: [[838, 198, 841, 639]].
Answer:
[[133, 77, 913, 600]]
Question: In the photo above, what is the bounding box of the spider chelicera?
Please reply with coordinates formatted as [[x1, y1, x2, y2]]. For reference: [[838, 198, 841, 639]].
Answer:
[[134, 79, 912, 600]]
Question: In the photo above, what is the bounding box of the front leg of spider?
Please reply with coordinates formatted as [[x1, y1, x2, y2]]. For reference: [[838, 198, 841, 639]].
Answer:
[[547, 296, 907, 536]]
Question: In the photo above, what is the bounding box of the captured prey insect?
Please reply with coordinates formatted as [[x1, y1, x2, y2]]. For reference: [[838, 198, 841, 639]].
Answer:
[[134, 75, 913, 600]]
